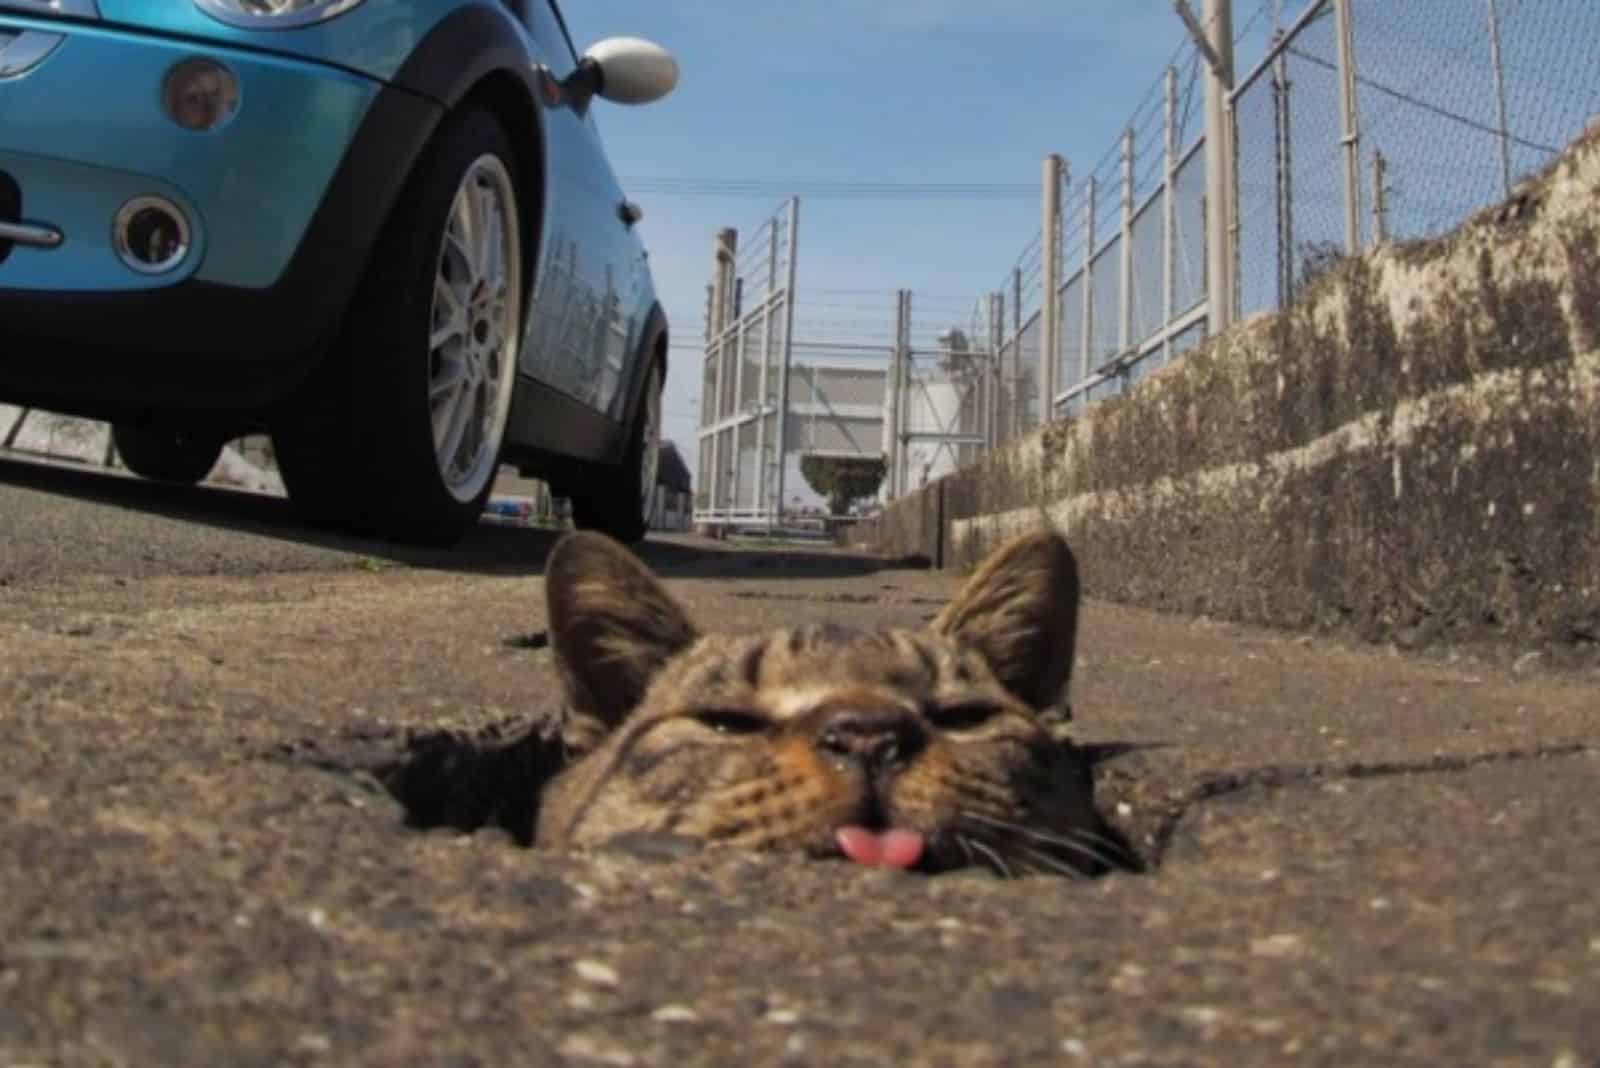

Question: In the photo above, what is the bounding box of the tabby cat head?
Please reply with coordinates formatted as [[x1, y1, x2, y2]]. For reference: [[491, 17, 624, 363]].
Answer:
[[536, 530, 1128, 877]]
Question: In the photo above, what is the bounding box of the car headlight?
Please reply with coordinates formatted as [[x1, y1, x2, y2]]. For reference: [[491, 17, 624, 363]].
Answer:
[[193, 0, 365, 30]]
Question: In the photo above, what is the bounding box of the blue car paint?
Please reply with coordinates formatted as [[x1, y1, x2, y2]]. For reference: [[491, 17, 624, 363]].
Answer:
[[92, 0, 467, 84], [0, 13, 380, 290], [0, 153, 208, 292]]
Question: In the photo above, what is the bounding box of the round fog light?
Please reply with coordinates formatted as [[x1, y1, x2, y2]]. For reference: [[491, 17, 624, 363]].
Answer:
[[162, 57, 239, 131], [114, 196, 191, 275]]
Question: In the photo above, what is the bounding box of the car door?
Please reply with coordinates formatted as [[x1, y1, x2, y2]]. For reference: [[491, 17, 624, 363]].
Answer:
[[517, 0, 644, 420]]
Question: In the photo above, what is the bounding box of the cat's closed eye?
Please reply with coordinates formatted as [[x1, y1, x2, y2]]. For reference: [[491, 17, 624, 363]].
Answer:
[[925, 703, 999, 732], [690, 708, 771, 736]]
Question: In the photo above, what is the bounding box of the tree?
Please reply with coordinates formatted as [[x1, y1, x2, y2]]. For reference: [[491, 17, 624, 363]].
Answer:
[[799, 455, 887, 516]]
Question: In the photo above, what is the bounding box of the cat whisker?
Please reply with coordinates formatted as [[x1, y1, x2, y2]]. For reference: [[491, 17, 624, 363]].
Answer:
[[1062, 825, 1143, 871], [956, 812, 1129, 874], [955, 835, 978, 868], [1013, 844, 1090, 881], [963, 836, 1014, 879]]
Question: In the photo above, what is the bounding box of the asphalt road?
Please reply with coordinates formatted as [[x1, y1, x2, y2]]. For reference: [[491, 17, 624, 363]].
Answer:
[[2, 451, 1598, 1067]]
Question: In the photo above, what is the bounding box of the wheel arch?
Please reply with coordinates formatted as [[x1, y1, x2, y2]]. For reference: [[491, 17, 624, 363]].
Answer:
[[620, 301, 670, 436], [454, 71, 548, 314], [389, 2, 551, 307]]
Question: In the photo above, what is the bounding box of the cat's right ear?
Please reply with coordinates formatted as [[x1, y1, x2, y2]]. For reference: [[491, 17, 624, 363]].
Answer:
[[930, 529, 1080, 713], [545, 532, 699, 729]]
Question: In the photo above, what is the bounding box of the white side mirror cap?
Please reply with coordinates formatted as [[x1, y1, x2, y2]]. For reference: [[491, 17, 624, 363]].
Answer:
[[583, 36, 679, 105]]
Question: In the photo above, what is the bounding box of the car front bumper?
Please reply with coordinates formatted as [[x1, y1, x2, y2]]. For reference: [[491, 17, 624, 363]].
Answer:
[[0, 14, 444, 416]]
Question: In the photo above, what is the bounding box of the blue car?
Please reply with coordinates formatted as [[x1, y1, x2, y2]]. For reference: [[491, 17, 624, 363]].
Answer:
[[0, 0, 678, 545]]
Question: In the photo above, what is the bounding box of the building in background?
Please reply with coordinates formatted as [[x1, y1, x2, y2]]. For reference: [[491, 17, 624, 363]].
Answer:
[[884, 328, 992, 498]]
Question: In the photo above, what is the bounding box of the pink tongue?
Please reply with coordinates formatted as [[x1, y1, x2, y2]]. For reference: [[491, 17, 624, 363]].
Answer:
[[836, 827, 926, 870]]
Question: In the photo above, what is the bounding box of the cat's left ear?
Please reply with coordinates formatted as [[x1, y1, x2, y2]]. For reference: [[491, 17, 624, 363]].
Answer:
[[545, 532, 699, 729], [930, 529, 1080, 713]]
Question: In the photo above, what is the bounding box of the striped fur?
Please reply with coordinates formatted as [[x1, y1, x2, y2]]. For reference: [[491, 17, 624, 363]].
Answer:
[[536, 530, 1130, 876]]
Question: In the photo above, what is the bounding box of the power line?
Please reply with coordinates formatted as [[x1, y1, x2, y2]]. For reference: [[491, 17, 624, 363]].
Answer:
[[622, 177, 1038, 200]]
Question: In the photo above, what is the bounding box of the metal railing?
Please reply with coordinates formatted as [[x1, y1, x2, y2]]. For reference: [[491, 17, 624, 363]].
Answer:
[[694, 200, 801, 527], [1235, 0, 1600, 320]]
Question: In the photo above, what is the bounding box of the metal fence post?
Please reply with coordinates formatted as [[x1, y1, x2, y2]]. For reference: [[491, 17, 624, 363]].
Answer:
[[1041, 154, 1064, 420], [705, 228, 737, 517], [1010, 267, 1022, 436], [905, 289, 916, 495], [1334, 0, 1362, 255], [732, 307, 747, 509], [900, 289, 915, 497], [1203, 0, 1236, 336], [996, 290, 1010, 445], [1273, 30, 1294, 307], [988, 292, 1003, 450], [1485, 0, 1513, 199], [754, 243, 774, 524], [709, 229, 733, 337], [1080, 174, 1096, 387], [774, 198, 799, 526], [1163, 66, 1178, 366], [1119, 128, 1136, 370], [886, 290, 904, 500], [1373, 149, 1390, 244]]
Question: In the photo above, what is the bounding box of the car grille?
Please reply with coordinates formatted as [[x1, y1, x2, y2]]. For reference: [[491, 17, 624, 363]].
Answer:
[[0, 170, 19, 266]]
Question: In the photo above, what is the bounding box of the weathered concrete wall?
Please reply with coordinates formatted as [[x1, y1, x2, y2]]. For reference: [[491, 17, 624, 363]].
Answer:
[[852, 483, 946, 565], [855, 122, 1600, 657]]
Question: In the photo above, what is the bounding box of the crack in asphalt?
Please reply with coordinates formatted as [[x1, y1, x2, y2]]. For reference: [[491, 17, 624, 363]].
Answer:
[[729, 590, 947, 606], [1140, 742, 1598, 866]]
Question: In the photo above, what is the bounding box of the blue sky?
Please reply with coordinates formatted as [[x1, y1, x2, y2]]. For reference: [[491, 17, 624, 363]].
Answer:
[[565, 1, 1255, 461]]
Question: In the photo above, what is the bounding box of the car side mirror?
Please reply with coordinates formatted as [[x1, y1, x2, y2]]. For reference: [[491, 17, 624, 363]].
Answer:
[[571, 36, 679, 106]]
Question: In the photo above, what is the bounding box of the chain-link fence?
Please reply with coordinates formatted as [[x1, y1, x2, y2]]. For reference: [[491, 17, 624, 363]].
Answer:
[[977, 6, 1274, 440], [1235, 0, 1600, 319]]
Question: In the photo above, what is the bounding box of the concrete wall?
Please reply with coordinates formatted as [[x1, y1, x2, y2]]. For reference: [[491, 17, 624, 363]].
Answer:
[[854, 121, 1600, 658]]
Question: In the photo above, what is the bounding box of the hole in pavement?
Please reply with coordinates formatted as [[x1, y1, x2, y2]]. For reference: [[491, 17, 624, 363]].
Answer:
[[272, 718, 567, 847], [372, 719, 569, 847], [276, 721, 1150, 879], [502, 630, 549, 651]]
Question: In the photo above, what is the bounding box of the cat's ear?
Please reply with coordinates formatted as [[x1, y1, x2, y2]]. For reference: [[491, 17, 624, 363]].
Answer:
[[545, 532, 699, 729], [930, 530, 1080, 713]]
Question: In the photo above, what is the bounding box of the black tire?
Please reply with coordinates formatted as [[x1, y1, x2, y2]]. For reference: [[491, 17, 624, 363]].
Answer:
[[273, 107, 526, 547], [570, 359, 662, 544], [111, 423, 225, 486]]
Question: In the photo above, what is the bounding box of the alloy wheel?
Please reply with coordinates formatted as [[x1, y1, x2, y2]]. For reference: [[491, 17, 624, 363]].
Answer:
[[638, 365, 662, 521], [428, 155, 523, 503]]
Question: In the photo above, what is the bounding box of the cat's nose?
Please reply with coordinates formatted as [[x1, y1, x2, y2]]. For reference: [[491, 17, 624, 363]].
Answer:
[[816, 707, 926, 774]]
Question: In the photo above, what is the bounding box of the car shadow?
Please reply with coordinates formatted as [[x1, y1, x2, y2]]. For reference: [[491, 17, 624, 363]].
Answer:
[[0, 452, 901, 582]]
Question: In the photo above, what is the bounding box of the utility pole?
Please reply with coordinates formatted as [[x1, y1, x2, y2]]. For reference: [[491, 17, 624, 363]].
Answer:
[[1334, 0, 1362, 254], [1178, 0, 1236, 335], [773, 199, 799, 528], [1041, 154, 1065, 421]]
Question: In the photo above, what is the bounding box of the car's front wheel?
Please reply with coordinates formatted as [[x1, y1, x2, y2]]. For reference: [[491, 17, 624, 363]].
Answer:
[[570, 359, 663, 544], [110, 423, 224, 486], [274, 107, 525, 546]]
